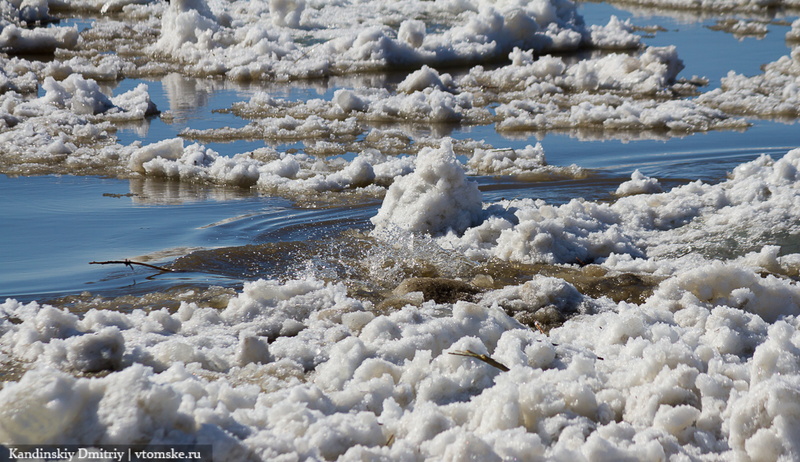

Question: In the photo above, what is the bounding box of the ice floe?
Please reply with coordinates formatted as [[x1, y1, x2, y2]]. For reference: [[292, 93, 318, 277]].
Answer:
[[0, 73, 156, 175], [138, 0, 637, 80], [697, 42, 800, 120]]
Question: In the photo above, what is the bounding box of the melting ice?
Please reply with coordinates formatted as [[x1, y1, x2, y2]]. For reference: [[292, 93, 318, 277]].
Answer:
[[2, 0, 800, 460]]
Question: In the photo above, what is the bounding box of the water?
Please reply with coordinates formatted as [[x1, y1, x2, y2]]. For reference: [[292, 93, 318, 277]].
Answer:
[[1, 2, 799, 305], [0, 174, 296, 301]]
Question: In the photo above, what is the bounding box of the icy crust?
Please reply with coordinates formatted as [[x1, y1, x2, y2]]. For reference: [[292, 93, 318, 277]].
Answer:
[[371, 139, 483, 236], [467, 143, 587, 179], [1, 53, 138, 91], [0, 73, 157, 119], [0, 0, 54, 24], [4, 73, 611, 186], [46, 0, 160, 13], [3, 257, 800, 459], [0, 56, 38, 93], [137, 0, 639, 81], [181, 116, 368, 143], [212, 68, 485, 132], [0, 23, 78, 54], [427, 147, 800, 267], [788, 18, 800, 42], [0, 74, 157, 175], [495, 95, 748, 133], [697, 45, 800, 120], [476, 47, 747, 134], [463, 46, 685, 97], [707, 18, 768, 39]]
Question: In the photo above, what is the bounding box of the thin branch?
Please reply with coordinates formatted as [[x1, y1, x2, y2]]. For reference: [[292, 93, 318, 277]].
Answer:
[[449, 349, 509, 372], [89, 259, 174, 272]]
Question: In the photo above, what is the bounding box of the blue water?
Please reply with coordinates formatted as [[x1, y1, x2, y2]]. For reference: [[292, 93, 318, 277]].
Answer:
[[0, 175, 298, 300]]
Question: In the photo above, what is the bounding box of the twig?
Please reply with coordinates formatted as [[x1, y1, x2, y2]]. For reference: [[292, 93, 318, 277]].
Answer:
[[449, 349, 509, 372], [89, 259, 174, 272]]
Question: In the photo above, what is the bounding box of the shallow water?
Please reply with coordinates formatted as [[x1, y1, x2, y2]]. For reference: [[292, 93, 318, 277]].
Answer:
[[0, 174, 294, 300], [1, 2, 799, 305]]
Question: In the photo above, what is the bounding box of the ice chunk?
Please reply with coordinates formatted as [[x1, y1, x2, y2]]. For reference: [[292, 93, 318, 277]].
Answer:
[[397, 65, 455, 94], [128, 138, 185, 173], [615, 170, 663, 196], [371, 138, 482, 236]]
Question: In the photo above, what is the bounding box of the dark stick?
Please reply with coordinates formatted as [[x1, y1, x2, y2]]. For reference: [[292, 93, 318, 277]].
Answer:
[[89, 259, 174, 272], [449, 349, 510, 372]]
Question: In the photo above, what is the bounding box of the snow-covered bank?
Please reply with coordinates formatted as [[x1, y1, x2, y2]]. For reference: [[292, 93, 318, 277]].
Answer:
[[2, 245, 800, 460]]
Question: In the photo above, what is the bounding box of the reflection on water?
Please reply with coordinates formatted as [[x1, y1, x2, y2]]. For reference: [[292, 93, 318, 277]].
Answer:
[[127, 176, 261, 205], [161, 73, 219, 116], [0, 174, 286, 301]]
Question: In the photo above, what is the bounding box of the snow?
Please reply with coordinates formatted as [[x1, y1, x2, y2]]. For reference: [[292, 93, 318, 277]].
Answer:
[[0, 0, 77, 54], [0, 24, 79, 54], [0, 73, 156, 176], [181, 44, 746, 145], [5, 140, 800, 456], [602, 0, 800, 12], [2, 0, 800, 460], [438, 148, 800, 266]]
